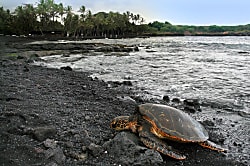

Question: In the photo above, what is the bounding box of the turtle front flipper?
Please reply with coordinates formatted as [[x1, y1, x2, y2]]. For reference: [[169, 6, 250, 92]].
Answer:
[[198, 140, 227, 152], [140, 137, 186, 160], [138, 125, 186, 160]]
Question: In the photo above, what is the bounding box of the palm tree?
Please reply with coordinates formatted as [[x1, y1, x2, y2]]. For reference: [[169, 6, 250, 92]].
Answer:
[[84, 10, 94, 36], [134, 14, 140, 25], [75, 5, 86, 37], [65, 5, 72, 17], [13, 4, 36, 34], [50, 2, 59, 22], [58, 3, 64, 24], [24, 4, 37, 32], [79, 5, 86, 20], [0, 8, 14, 34], [94, 12, 107, 37], [36, 0, 47, 22], [140, 17, 145, 24], [64, 5, 73, 36], [130, 12, 134, 24]]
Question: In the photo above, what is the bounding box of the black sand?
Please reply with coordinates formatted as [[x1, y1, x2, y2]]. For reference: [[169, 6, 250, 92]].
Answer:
[[0, 36, 246, 165]]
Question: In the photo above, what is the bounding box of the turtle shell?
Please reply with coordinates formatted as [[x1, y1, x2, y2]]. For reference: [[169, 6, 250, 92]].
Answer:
[[138, 103, 209, 142]]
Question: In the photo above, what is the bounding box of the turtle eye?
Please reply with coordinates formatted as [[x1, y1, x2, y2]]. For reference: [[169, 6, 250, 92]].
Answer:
[[111, 123, 117, 128]]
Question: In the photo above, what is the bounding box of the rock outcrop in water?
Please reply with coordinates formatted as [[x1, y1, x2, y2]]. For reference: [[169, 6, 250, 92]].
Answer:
[[4, 40, 139, 58]]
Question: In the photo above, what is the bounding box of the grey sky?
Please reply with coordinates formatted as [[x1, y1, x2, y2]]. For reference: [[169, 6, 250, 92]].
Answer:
[[1, 0, 249, 25]]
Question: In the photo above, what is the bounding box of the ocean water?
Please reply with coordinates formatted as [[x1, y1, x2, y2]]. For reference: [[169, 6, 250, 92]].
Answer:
[[35, 36, 250, 164]]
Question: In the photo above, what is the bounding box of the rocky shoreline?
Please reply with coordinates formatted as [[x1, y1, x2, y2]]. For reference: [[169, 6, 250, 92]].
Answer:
[[0, 36, 246, 165], [2, 36, 139, 59]]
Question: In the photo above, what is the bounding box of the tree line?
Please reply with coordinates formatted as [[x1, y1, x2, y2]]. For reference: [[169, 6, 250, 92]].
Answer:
[[0, 0, 147, 38], [1, 0, 250, 38], [148, 21, 250, 36]]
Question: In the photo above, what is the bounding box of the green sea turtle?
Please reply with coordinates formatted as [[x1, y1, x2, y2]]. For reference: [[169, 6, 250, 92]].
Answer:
[[110, 103, 226, 160]]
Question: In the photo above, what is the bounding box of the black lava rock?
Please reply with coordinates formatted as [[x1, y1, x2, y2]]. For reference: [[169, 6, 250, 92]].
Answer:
[[60, 66, 73, 71], [103, 132, 163, 165]]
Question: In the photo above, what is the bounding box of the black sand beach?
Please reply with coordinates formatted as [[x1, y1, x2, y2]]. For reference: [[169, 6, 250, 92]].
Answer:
[[0, 36, 246, 165]]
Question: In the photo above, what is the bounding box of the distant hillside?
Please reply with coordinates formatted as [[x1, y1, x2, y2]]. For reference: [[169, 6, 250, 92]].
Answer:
[[146, 21, 250, 36]]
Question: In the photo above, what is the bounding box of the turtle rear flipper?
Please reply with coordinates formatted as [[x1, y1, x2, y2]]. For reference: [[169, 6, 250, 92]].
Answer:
[[139, 129, 186, 160], [198, 140, 227, 152]]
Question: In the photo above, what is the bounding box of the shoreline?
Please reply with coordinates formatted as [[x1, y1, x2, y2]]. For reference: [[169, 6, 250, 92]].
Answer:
[[1, 31, 250, 42], [0, 37, 247, 165]]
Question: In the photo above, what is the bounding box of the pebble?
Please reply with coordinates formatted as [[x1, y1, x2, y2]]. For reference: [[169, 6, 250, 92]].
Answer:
[[46, 162, 58, 166], [43, 139, 57, 148], [64, 141, 74, 148], [162, 95, 170, 102], [60, 66, 73, 71], [88, 143, 102, 156], [82, 145, 87, 152], [117, 95, 137, 104], [172, 98, 181, 103], [44, 147, 66, 165], [32, 126, 57, 141], [85, 115, 91, 120], [77, 153, 88, 161]]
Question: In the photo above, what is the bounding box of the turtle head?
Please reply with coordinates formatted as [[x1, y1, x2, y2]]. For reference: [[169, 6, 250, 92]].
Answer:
[[110, 116, 131, 131]]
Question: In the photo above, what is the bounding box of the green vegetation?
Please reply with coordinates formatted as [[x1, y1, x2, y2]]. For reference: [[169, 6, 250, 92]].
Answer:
[[0, 0, 146, 38], [1, 0, 250, 38], [6, 53, 18, 57], [147, 22, 250, 36]]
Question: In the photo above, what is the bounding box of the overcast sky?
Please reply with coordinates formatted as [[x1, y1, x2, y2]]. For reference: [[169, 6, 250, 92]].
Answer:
[[1, 0, 250, 25]]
